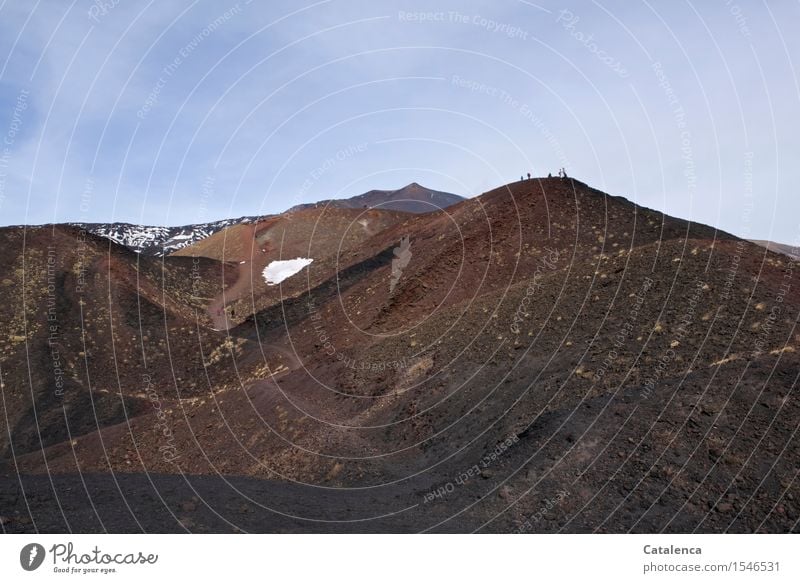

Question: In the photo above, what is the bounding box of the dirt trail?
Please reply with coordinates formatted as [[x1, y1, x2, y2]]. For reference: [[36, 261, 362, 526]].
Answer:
[[207, 221, 274, 330], [203, 219, 302, 372]]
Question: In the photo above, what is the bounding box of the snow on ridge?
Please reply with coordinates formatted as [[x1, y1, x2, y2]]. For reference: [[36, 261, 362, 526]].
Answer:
[[71, 215, 263, 256]]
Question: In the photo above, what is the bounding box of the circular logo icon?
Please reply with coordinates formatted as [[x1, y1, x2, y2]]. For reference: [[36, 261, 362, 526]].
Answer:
[[20, 543, 46, 571]]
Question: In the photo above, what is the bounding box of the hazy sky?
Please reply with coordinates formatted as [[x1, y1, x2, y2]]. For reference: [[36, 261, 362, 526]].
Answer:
[[0, 1, 797, 244]]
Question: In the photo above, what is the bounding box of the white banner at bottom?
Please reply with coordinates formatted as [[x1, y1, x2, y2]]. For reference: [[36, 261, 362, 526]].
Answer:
[[1, 534, 796, 582]]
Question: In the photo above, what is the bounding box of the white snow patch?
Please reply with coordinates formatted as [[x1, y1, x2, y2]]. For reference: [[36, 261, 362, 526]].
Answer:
[[262, 258, 313, 285]]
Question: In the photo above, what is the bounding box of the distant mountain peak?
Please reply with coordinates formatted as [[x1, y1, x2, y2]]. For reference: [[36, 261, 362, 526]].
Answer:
[[289, 183, 464, 215]]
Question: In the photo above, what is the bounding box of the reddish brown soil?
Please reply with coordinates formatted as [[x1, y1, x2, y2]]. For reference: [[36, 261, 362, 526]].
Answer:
[[1, 179, 798, 533]]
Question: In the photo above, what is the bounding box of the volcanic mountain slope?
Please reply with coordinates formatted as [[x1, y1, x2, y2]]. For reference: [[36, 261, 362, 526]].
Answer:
[[0, 224, 242, 462], [172, 205, 411, 263], [2, 178, 798, 533], [171, 205, 413, 330], [288, 182, 464, 214], [750, 239, 799, 261]]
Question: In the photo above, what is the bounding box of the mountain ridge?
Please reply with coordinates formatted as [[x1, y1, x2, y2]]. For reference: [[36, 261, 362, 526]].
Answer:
[[46, 182, 463, 256]]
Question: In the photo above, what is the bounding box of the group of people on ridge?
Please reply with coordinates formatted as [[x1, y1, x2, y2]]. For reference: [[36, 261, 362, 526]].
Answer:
[[520, 168, 569, 181]]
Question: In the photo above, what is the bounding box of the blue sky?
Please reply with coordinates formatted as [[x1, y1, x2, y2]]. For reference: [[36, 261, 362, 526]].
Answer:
[[0, 1, 797, 244]]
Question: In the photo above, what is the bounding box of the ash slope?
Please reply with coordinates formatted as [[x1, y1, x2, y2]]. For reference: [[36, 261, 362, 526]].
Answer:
[[1, 177, 798, 534], [749, 240, 799, 261]]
